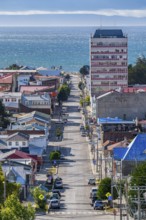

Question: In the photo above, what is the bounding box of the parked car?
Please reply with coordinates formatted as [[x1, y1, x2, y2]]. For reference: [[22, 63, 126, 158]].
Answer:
[[91, 196, 99, 206], [55, 176, 62, 182], [54, 180, 63, 189], [81, 132, 86, 137], [49, 193, 60, 200], [88, 178, 96, 185], [48, 199, 60, 209], [80, 125, 85, 131], [55, 121, 64, 124], [51, 189, 61, 197], [90, 187, 98, 198], [93, 200, 104, 210], [60, 154, 65, 160]]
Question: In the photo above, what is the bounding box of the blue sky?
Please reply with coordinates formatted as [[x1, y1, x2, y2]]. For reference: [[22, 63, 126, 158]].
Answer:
[[0, 0, 146, 26]]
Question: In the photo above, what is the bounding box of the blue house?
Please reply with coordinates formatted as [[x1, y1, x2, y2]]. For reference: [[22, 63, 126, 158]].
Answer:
[[113, 134, 146, 175]]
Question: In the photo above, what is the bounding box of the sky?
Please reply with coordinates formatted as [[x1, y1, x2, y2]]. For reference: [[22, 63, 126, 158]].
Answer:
[[0, 0, 146, 26]]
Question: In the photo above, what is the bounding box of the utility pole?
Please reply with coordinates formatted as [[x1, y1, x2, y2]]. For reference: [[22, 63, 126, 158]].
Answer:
[[3, 172, 6, 201], [138, 187, 141, 220], [120, 160, 123, 220]]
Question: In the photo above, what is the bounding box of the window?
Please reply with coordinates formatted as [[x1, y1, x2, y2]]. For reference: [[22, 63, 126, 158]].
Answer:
[[9, 142, 12, 146], [15, 142, 19, 146], [22, 142, 26, 146], [12, 98, 16, 102]]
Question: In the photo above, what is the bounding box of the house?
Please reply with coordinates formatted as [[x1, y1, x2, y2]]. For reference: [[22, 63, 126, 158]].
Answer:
[[10, 111, 51, 139], [0, 73, 15, 92], [0, 130, 47, 154], [20, 92, 52, 114], [1, 150, 37, 189], [0, 92, 22, 113], [113, 134, 146, 176], [34, 75, 60, 89], [2, 164, 31, 199], [98, 117, 137, 142], [17, 74, 31, 90], [0, 149, 37, 173]]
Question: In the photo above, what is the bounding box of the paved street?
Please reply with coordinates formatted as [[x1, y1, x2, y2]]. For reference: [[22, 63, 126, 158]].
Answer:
[[36, 74, 119, 220]]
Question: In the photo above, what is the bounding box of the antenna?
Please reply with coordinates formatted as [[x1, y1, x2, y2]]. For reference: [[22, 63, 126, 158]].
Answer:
[[100, 15, 102, 28]]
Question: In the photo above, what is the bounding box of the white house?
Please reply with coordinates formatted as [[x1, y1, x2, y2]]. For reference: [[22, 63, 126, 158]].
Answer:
[[0, 92, 22, 112], [21, 93, 51, 110]]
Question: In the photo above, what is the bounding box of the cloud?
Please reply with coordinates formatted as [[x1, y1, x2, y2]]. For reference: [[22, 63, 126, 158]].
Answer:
[[0, 9, 146, 18]]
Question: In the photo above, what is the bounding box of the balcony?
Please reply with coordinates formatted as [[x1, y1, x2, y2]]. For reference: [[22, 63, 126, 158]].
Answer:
[[91, 64, 127, 67], [91, 51, 127, 55]]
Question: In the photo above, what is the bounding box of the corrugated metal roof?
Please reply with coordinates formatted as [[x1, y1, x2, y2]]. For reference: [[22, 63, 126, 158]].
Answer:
[[93, 29, 124, 38], [113, 147, 128, 160], [98, 117, 135, 124], [122, 134, 146, 161]]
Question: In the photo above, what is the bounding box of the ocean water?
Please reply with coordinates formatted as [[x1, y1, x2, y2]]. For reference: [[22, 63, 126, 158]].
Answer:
[[0, 26, 146, 72]]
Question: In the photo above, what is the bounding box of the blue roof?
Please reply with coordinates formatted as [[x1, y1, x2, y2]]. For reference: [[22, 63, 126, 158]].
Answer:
[[122, 134, 146, 161], [98, 117, 135, 124], [113, 147, 128, 160], [93, 29, 124, 38]]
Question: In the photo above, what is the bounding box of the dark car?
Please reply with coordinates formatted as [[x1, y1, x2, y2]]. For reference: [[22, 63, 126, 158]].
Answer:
[[91, 197, 99, 206], [52, 189, 61, 197], [54, 180, 63, 189], [93, 200, 104, 210], [55, 177, 62, 182]]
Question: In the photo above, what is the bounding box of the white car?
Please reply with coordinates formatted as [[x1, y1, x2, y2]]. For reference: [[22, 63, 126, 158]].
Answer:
[[90, 187, 98, 198], [48, 199, 60, 209]]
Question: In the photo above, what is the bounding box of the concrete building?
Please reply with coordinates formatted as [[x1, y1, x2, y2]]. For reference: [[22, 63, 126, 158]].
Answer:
[[90, 29, 128, 97], [96, 90, 146, 120]]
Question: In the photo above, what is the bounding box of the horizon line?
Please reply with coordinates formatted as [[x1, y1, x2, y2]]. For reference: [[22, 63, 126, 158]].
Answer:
[[0, 24, 146, 27]]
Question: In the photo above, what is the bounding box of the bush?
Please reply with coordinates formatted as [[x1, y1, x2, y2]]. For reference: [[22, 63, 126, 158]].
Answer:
[[97, 178, 118, 200], [49, 151, 61, 161], [30, 187, 47, 210]]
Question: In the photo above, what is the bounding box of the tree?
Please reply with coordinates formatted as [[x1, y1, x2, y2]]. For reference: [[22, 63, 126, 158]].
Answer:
[[78, 81, 85, 90], [0, 166, 20, 203], [128, 56, 146, 84], [55, 127, 62, 139], [65, 74, 70, 81], [97, 177, 118, 200], [0, 100, 10, 129], [57, 84, 70, 102], [85, 95, 90, 105], [128, 162, 146, 210], [31, 186, 47, 210], [130, 162, 146, 186], [49, 151, 61, 161], [6, 64, 22, 70], [79, 65, 89, 76], [0, 194, 35, 220]]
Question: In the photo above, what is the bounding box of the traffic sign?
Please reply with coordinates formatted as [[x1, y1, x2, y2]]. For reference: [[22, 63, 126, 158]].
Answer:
[[106, 192, 111, 198]]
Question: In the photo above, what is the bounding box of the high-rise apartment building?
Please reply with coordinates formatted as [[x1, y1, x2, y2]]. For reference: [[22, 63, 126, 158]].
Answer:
[[90, 29, 128, 97]]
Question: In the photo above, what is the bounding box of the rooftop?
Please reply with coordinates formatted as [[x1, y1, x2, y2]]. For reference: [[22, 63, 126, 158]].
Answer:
[[93, 29, 125, 38]]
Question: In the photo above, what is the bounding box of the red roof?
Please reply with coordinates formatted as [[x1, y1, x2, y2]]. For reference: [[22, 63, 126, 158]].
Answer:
[[123, 87, 146, 93], [7, 150, 37, 162], [20, 85, 55, 93], [0, 74, 13, 84]]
